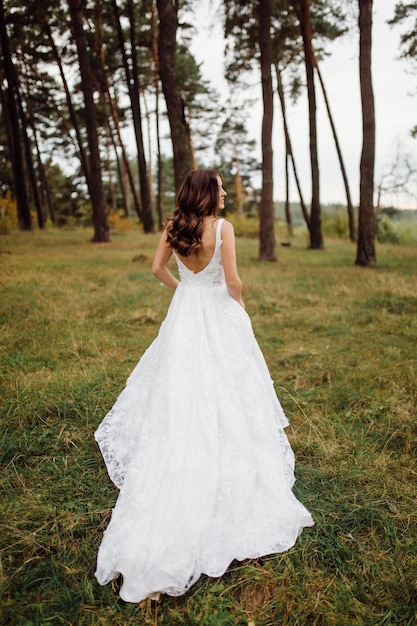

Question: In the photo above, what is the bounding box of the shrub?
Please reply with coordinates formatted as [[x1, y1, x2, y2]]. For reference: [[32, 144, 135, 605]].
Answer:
[[0, 193, 18, 234], [377, 217, 400, 244], [322, 211, 349, 239], [108, 210, 138, 233], [227, 214, 259, 238]]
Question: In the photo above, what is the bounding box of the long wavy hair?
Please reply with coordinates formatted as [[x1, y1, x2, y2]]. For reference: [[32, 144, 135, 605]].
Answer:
[[166, 169, 221, 257]]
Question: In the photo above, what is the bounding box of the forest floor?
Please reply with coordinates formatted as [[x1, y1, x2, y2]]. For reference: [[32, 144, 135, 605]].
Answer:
[[1, 227, 416, 626]]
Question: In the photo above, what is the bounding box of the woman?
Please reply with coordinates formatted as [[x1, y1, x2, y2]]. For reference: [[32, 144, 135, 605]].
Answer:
[[94, 169, 313, 603]]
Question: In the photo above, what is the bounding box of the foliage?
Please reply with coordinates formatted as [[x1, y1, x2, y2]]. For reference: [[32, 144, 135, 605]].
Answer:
[[376, 208, 417, 245], [227, 213, 260, 238], [389, 2, 417, 135], [43, 160, 84, 227], [214, 112, 261, 214], [0, 192, 18, 234], [321, 208, 349, 238], [376, 216, 401, 245], [223, 0, 347, 82], [0, 0, 381, 244], [108, 210, 138, 233], [389, 1, 417, 69], [1, 229, 417, 625], [276, 202, 417, 245]]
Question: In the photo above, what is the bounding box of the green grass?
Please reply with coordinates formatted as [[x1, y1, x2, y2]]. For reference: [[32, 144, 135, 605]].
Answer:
[[1, 227, 416, 626]]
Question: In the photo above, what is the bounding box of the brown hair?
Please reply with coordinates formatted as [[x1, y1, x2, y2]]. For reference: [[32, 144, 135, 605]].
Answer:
[[166, 169, 221, 257]]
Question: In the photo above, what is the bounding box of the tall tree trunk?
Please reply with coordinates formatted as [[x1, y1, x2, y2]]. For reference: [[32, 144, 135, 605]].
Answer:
[[295, 0, 323, 249], [258, 0, 276, 261], [156, 0, 194, 191], [67, 0, 109, 242], [275, 68, 292, 235], [94, 0, 120, 215], [356, 0, 376, 266], [275, 64, 310, 234], [315, 61, 356, 242], [142, 92, 155, 213], [284, 153, 292, 236], [121, 160, 131, 217], [103, 117, 118, 212], [234, 157, 244, 216], [92, 12, 136, 220], [46, 23, 91, 185], [0, 0, 31, 230], [19, 53, 54, 223], [33, 130, 55, 223], [111, 0, 143, 221], [151, 0, 163, 229], [127, 0, 154, 232], [104, 87, 131, 218], [17, 67, 44, 228]]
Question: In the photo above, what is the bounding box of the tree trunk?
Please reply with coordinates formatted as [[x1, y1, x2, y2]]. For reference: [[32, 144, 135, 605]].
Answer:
[[128, 0, 154, 232], [275, 64, 310, 234], [67, 0, 109, 242], [151, 0, 163, 229], [46, 23, 91, 186], [0, 0, 31, 230], [156, 0, 194, 191], [103, 117, 118, 212], [16, 69, 45, 229], [34, 132, 55, 224], [235, 157, 244, 216], [258, 0, 276, 261], [356, 0, 376, 266], [275, 68, 291, 233], [106, 90, 131, 218], [92, 9, 138, 220], [121, 160, 131, 217], [295, 0, 323, 249], [315, 61, 356, 242], [111, 0, 143, 221]]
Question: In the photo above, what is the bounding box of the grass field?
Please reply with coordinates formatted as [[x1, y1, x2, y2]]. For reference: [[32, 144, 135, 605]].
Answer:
[[1, 226, 416, 626]]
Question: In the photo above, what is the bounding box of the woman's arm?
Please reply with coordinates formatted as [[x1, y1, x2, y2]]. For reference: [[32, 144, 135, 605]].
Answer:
[[221, 220, 245, 308], [152, 230, 179, 289]]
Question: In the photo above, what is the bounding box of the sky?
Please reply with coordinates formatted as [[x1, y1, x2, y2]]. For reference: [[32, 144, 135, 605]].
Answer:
[[188, 0, 417, 208]]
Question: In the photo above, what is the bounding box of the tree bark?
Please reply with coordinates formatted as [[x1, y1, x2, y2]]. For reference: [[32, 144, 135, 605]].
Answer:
[[104, 87, 131, 218], [67, 0, 109, 242], [127, 0, 154, 232], [151, 0, 164, 229], [156, 0, 194, 191], [258, 0, 277, 261], [315, 61, 356, 242], [295, 0, 323, 249], [111, 0, 143, 221], [16, 67, 45, 228], [275, 64, 309, 234], [0, 0, 31, 230], [234, 157, 244, 216], [32, 124, 55, 223], [356, 0, 376, 266], [46, 23, 91, 186]]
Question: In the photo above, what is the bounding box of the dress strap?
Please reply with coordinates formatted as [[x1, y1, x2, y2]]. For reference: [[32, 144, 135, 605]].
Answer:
[[216, 218, 225, 245]]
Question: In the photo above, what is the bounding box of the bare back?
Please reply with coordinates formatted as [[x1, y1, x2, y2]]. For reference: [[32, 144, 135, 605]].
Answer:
[[175, 217, 220, 273]]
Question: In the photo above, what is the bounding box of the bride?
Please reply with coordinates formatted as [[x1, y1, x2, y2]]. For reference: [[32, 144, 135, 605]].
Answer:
[[94, 169, 314, 603]]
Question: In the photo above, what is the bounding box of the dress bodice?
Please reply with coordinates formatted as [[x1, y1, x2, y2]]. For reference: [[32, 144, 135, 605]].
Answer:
[[174, 218, 225, 288]]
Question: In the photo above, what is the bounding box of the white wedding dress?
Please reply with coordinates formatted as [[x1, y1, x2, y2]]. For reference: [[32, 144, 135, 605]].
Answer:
[[94, 218, 314, 603]]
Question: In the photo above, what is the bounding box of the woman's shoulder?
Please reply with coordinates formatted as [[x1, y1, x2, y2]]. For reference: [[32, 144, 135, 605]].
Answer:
[[219, 218, 235, 236]]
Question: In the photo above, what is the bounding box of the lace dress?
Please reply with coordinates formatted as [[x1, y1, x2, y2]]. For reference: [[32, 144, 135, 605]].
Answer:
[[94, 218, 314, 603]]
